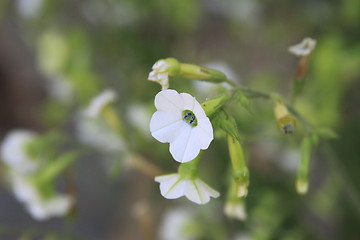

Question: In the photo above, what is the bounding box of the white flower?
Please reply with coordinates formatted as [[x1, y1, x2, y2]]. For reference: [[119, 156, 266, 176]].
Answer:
[[159, 207, 195, 240], [0, 130, 39, 174], [84, 89, 117, 118], [148, 60, 170, 90], [155, 173, 220, 204], [9, 171, 72, 221], [26, 194, 72, 221], [224, 201, 247, 221], [126, 103, 151, 137], [288, 37, 316, 56], [150, 89, 213, 163], [76, 113, 126, 153]]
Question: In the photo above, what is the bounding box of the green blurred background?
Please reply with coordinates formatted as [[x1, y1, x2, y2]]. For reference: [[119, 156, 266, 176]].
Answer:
[[0, 0, 359, 239]]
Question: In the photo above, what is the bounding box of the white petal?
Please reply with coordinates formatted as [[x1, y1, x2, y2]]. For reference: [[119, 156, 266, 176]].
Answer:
[[0, 130, 39, 174], [155, 173, 179, 183], [154, 89, 184, 112], [150, 111, 184, 143], [153, 60, 169, 72], [148, 70, 157, 80], [193, 118, 214, 149], [169, 125, 201, 163], [84, 89, 117, 118], [26, 194, 72, 221], [180, 93, 195, 111], [155, 174, 185, 199], [192, 100, 207, 119], [183, 179, 202, 204], [195, 178, 220, 198]]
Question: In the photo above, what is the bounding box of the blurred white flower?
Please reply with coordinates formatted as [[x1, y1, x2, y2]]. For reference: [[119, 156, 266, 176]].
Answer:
[[224, 201, 247, 221], [26, 194, 72, 221], [46, 75, 74, 104], [155, 173, 219, 204], [9, 172, 72, 220], [0, 130, 39, 174], [232, 233, 251, 240], [16, 0, 43, 18], [150, 90, 213, 163], [84, 89, 117, 118], [0, 130, 73, 221], [76, 114, 126, 153], [159, 207, 195, 240], [148, 60, 170, 90], [288, 37, 316, 57], [126, 103, 151, 137]]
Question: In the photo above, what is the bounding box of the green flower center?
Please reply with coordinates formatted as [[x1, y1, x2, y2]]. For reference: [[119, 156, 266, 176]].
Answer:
[[182, 110, 198, 127]]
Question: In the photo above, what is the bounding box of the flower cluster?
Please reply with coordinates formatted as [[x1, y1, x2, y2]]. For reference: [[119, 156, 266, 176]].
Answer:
[[0, 130, 73, 220]]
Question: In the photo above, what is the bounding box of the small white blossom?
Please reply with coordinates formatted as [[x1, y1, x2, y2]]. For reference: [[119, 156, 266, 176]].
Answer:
[[76, 114, 126, 153], [148, 60, 170, 90], [155, 173, 220, 204], [288, 37, 316, 57], [224, 201, 247, 221], [150, 90, 213, 163], [159, 207, 195, 240], [8, 168, 72, 221], [26, 194, 72, 221], [84, 89, 117, 118], [0, 130, 39, 174]]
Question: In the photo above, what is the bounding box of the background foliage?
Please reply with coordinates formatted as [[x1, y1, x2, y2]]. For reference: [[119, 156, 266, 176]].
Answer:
[[0, 0, 359, 239]]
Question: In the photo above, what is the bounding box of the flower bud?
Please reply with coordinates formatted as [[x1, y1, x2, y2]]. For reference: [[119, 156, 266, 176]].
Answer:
[[178, 64, 227, 83], [148, 58, 180, 90], [227, 135, 250, 197], [201, 94, 230, 117], [274, 101, 296, 134], [296, 136, 312, 195]]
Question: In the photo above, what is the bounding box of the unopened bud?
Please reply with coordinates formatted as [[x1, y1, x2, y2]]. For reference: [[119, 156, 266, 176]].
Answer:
[[274, 101, 296, 134], [201, 94, 230, 116], [228, 135, 250, 197], [179, 64, 227, 83], [296, 136, 313, 195]]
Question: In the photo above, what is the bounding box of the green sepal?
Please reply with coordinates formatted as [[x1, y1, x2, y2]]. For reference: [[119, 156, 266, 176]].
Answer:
[[315, 128, 338, 139], [164, 58, 181, 76], [178, 151, 202, 179], [212, 111, 241, 142], [235, 93, 252, 114], [201, 94, 230, 117]]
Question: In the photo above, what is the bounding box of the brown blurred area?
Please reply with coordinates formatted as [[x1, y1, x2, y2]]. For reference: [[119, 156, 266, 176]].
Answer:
[[0, 21, 46, 137]]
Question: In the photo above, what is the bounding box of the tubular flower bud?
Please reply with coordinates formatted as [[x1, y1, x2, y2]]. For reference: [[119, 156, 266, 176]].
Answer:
[[178, 64, 227, 83], [296, 136, 313, 195], [227, 135, 250, 198], [274, 101, 296, 134]]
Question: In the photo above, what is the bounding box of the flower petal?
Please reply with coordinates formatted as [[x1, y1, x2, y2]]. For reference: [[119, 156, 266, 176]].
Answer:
[[169, 125, 201, 163], [183, 179, 202, 204], [195, 178, 220, 198], [193, 118, 214, 149], [180, 93, 195, 111], [154, 89, 184, 112], [155, 174, 185, 199], [192, 100, 206, 119], [150, 111, 184, 143]]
